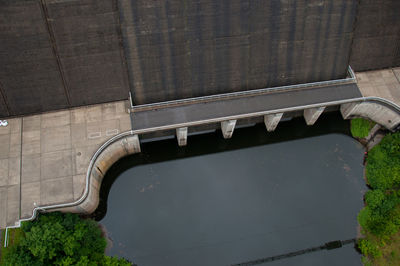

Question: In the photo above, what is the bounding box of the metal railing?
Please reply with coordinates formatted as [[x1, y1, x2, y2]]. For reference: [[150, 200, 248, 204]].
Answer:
[[131, 66, 356, 111]]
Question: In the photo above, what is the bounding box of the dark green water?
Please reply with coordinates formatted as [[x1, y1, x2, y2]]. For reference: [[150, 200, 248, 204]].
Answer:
[[98, 113, 367, 266]]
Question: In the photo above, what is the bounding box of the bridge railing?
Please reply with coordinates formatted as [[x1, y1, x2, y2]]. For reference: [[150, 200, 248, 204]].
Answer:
[[130, 66, 357, 111]]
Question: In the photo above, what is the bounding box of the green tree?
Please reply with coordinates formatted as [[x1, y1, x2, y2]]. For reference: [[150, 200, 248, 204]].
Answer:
[[2, 212, 131, 266]]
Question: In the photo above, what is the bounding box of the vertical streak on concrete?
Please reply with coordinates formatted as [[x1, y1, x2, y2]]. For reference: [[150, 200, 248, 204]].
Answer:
[[165, 1, 180, 99], [123, 0, 145, 103], [307, 1, 325, 82], [159, 2, 175, 100], [176, 127, 188, 147], [0, 80, 11, 116], [153, 5, 169, 101], [331, 0, 351, 80], [318, 0, 333, 81], [39, 0, 71, 106], [264, 113, 284, 132], [189, 1, 205, 97], [268, 0, 281, 87], [285, 1, 296, 84], [221, 120, 237, 139], [304, 107, 325, 125], [114, 0, 133, 99], [229, 1, 240, 92], [345, 0, 360, 70], [240, 0, 250, 91]]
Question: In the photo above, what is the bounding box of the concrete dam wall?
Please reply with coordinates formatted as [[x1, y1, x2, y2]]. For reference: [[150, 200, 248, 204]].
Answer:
[[0, 0, 399, 118]]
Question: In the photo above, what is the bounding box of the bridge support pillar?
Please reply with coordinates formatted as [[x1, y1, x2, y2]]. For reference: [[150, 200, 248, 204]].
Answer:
[[340, 102, 360, 119], [304, 107, 325, 125], [264, 113, 284, 132], [176, 127, 188, 146], [128, 134, 141, 153], [221, 120, 237, 139]]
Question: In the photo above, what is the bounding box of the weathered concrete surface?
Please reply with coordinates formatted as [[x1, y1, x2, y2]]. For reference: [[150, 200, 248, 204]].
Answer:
[[176, 127, 188, 147], [221, 120, 237, 139], [341, 102, 400, 130], [342, 68, 400, 130], [63, 134, 141, 215], [264, 113, 283, 132], [304, 107, 325, 126], [0, 100, 131, 227], [0, 118, 22, 228], [356, 68, 400, 106]]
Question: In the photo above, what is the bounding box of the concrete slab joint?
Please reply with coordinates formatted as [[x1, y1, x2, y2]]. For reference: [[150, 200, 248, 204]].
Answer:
[[221, 120, 237, 139], [176, 127, 188, 147], [304, 107, 325, 125], [264, 113, 284, 132]]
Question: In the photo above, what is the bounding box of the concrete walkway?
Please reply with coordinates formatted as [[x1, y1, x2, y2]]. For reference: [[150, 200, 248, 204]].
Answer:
[[131, 83, 361, 131], [356, 68, 400, 105], [0, 101, 131, 228]]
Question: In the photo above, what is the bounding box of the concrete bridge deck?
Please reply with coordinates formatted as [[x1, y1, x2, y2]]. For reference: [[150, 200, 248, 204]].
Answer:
[[1, 68, 400, 229], [131, 82, 362, 132]]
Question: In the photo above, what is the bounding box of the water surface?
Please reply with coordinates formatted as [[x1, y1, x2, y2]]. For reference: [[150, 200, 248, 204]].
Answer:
[[99, 114, 366, 266]]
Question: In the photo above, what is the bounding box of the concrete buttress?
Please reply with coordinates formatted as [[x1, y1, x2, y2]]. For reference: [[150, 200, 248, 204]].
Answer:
[[221, 120, 237, 139]]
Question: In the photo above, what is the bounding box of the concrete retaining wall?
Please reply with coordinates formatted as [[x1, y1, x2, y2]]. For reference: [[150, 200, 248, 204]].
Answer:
[[62, 134, 140, 214], [341, 101, 400, 130]]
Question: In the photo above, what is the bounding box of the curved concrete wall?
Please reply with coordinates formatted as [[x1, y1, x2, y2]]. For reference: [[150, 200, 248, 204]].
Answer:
[[341, 101, 400, 130], [63, 134, 140, 214]]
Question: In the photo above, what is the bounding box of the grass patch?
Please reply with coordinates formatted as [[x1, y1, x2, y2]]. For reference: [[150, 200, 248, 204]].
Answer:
[[0, 228, 24, 265], [0, 230, 4, 264], [351, 118, 375, 138]]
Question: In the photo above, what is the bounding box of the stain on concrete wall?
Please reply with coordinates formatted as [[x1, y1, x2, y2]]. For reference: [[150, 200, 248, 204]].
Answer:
[[45, 0, 129, 106], [1, 0, 398, 117], [0, 84, 9, 117], [120, 0, 357, 104], [0, 0, 129, 117], [0, 0, 69, 116], [350, 0, 400, 71]]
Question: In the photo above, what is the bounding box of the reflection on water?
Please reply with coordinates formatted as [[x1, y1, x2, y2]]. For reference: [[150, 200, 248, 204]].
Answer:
[[98, 113, 366, 266]]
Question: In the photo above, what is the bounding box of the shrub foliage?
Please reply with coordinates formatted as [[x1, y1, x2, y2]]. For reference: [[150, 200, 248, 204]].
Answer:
[[2, 212, 131, 266], [358, 132, 400, 264]]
